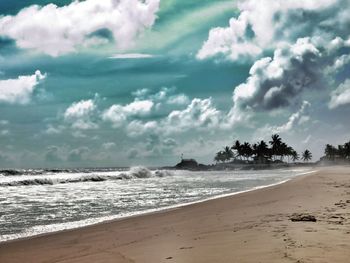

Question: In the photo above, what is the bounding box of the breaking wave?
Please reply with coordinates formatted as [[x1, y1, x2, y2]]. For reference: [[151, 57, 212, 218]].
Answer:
[[0, 167, 173, 187]]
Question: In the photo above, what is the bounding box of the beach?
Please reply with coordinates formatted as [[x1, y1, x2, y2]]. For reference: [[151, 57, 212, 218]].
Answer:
[[1, 166, 350, 263]]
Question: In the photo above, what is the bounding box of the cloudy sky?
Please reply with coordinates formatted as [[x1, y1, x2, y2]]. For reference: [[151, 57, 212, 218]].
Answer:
[[0, 0, 349, 168]]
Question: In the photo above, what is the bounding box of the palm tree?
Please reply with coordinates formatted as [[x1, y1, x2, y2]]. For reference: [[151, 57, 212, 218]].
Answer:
[[214, 152, 221, 164], [285, 146, 295, 163], [302, 150, 312, 162], [269, 134, 282, 161], [253, 140, 270, 164], [344, 141, 350, 159], [279, 142, 289, 162], [241, 142, 253, 161], [338, 145, 346, 159], [232, 140, 242, 160], [291, 150, 299, 163], [325, 144, 337, 160], [214, 151, 225, 163], [223, 146, 234, 162]]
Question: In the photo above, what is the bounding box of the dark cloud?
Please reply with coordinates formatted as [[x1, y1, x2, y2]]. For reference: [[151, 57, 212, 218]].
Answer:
[[232, 38, 323, 112]]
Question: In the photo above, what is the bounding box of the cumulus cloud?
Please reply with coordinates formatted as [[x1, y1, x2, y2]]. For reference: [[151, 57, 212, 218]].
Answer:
[[196, 0, 350, 131], [197, 0, 349, 61], [329, 79, 350, 109], [167, 94, 190, 105], [133, 87, 190, 105], [64, 99, 98, 130], [150, 87, 190, 110], [126, 120, 158, 137], [229, 38, 320, 116], [0, 70, 46, 104], [0, 0, 160, 56], [165, 98, 222, 133], [102, 100, 153, 128], [103, 87, 191, 130], [117, 97, 223, 137]]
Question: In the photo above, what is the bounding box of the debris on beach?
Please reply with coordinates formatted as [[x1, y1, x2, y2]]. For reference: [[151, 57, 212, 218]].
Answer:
[[290, 213, 317, 222]]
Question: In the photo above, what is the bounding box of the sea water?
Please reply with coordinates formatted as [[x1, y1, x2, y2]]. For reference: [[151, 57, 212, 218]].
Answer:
[[0, 167, 312, 242]]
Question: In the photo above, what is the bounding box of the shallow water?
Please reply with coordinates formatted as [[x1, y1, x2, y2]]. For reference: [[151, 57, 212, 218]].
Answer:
[[0, 167, 311, 242]]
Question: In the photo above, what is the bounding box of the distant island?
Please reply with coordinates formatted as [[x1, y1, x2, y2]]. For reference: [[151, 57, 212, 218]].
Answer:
[[169, 134, 350, 171]]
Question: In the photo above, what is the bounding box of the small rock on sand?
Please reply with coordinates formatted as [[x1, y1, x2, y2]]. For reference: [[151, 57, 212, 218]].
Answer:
[[290, 214, 317, 222]]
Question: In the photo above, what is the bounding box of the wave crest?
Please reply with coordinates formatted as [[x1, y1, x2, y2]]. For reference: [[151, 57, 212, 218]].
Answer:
[[0, 167, 174, 187]]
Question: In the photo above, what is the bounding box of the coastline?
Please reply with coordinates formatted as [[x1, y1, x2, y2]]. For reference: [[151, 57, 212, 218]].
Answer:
[[0, 169, 315, 244], [1, 166, 350, 262]]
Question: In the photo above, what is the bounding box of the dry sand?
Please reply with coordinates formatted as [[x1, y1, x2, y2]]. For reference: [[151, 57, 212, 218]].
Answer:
[[1, 166, 350, 263]]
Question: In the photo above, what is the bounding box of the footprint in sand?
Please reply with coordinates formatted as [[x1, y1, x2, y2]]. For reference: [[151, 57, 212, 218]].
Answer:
[[179, 246, 193, 250]]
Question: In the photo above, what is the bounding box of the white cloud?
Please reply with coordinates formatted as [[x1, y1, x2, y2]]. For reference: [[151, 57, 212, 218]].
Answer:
[[64, 99, 98, 130], [123, 100, 154, 115], [0, 70, 46, 104], [326, 54, 350, 74], [64, 100, 96, 119], [302, 135, 312, 144], [126, 120, 158, 137], [44, 124, 64, 135], [329, 79, 350, 109], [109, 53, 154, 59], [0, 0, 160, 56], [102, 142, 116, 150], [197, 0, 346, 61], [132, 88, 149, 98], [167, 94, 190, 105], [102, 105, 127, 128], [274, 101, 311, 133], [0, 130, 9, 136], [164, 98, 222, 133], [102, 99, 153, 128], [115, 97, 224, 137], [256, 101, 311, 137]]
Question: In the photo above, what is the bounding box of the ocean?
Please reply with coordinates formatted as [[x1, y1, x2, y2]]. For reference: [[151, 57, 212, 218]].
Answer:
[[0, 167, 312, 242]]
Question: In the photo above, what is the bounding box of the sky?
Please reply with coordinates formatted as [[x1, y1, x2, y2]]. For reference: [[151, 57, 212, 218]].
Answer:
[[0, 0, 349, 168]]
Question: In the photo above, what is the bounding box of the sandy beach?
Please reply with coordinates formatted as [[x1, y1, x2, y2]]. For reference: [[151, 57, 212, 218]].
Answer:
[[1, 166, 350, 263]]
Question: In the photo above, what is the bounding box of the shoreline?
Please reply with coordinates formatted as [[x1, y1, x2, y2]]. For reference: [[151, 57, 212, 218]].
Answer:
[[1, 166, 349, 262], [0, 169, 317, 244]]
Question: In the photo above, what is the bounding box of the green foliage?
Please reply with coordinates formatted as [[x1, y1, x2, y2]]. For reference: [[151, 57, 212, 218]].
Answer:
[[302, 150, 312, 162], [324, 141, 350, 161], [214, 134, 302, 164]]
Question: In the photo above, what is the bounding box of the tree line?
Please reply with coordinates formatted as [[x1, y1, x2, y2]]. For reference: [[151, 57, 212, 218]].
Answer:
[[324, 141, 350, 161], [214, 134, 312, 164]]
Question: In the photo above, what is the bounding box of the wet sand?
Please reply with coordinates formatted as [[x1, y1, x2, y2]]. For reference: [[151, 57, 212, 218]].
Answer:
[[1, 166, 350, 263]]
